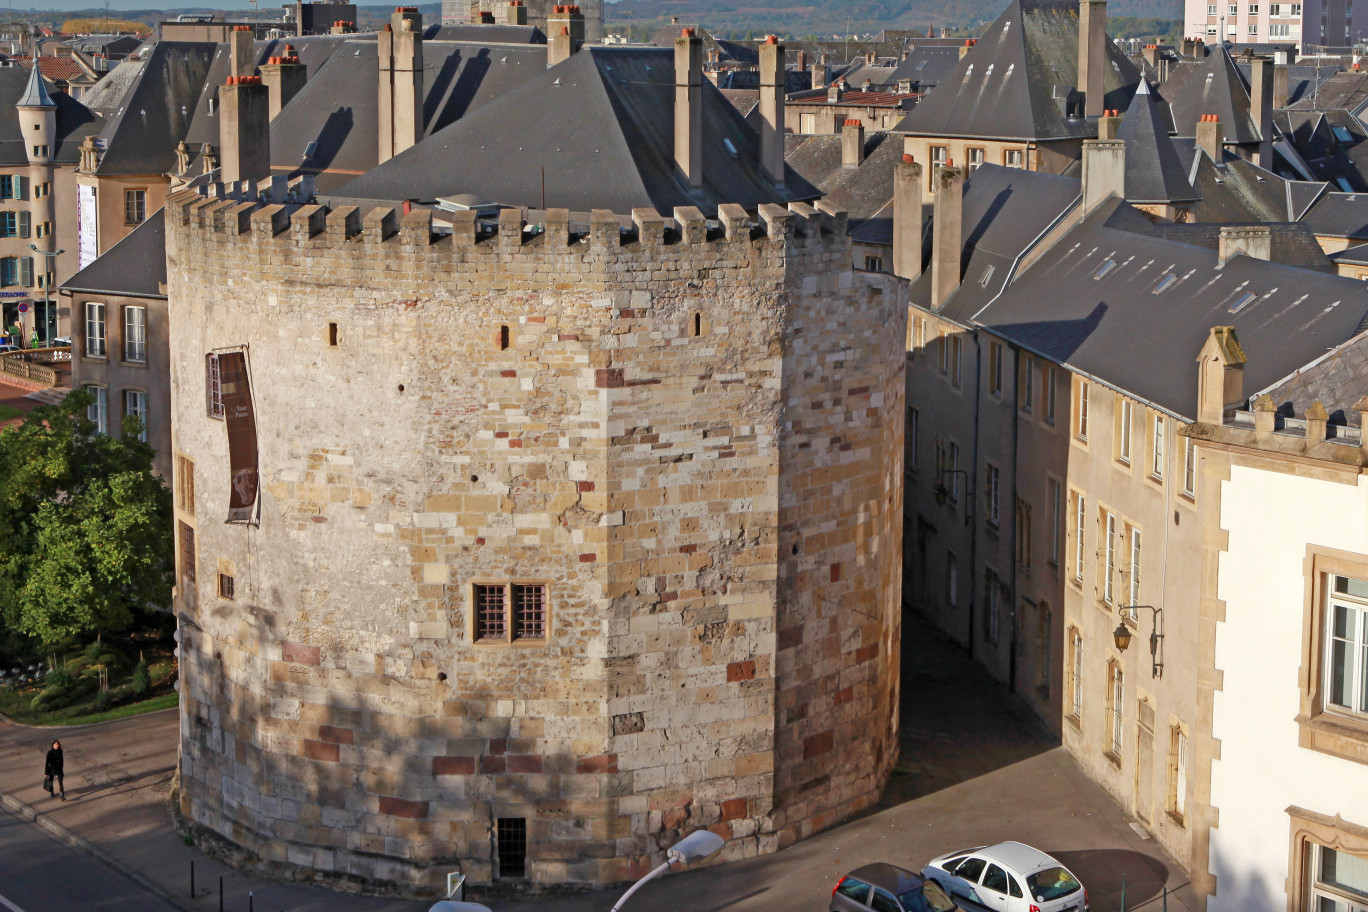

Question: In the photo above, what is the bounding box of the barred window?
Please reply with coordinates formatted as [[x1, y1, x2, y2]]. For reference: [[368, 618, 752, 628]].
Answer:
[[178, 521, 196, 584], [175, 455, 196, 514], [496, 817, 528, 879], [512, 584, 546, 640], [474, 584, 506, 641], [205, 353, 224, 419], [218, 573, 235, 600]]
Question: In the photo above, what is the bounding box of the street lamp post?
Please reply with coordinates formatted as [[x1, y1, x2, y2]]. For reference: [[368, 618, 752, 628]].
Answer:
[[28, 244, 63, 346], [609, 830, 725, 912]]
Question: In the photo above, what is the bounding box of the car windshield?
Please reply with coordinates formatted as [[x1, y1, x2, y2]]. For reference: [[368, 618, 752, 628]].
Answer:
[[902, 881, 959, 912], [1027, 867, 1081, 902]]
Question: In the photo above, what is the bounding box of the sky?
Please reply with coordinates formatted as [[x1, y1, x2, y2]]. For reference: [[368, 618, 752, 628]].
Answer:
[[18, 0, 618, 12]]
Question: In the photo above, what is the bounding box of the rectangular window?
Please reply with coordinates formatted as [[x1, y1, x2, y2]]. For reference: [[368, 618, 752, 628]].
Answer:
[[909, 407, 919, 470], [937, 330, 949, 374], [206, 353, 224, 419], [1110, 663, 1125, 756], [1184, 436, 1197, 496], [948, 441, 961, 502], [1070, 628, 1083, 719], [85, 302, 106, 358], [987, 463, 1001, 527], [217, 573, 235, 600], [966, 147, 985, 172], [1074, 492, 1086, 582], [1153, 415, 1166, 479], [1248, 23, 1258, 34], [124, 389, 148, 442], [1292, 3, 1301, 13], [124, 306, 146, 362], [1207, 2, 1217, 12], [0, 257, 15, 287], [916, 318, 926, 353], [512, 583, 546, 640], [0, 211, 15, 237], [930, 145, 948, 187], [1104, 511, 1117, 604], [1326, 576, 1368, 718], [951, 335, 962, 386], [124, 188, 147, 226], [0, 176, 14, 200], [1049, 478, 1062, 566], [1171, 727, 1189, 820], [865, 255, 884, 273], [1076, 379, 1090, 440], [1129, 526, 1142, 608], [1270, 22, 1290, 35], [1016, 499, 1032, 570], [495, 817, 528, 879], [1312, 844, 1368, 912], [1119, 399, 1133, 463], [85, 385, 107, 435], [989, 342, 1004, 397], [1044, 367, 1057, 424], [1021, 355, 1034, 413], [474, 584, 508, 641], [1004, 148, 1024, 168], [178, 521, 196, 584], [176, 454, 195, 514], [1229, 3, 1238, 12]]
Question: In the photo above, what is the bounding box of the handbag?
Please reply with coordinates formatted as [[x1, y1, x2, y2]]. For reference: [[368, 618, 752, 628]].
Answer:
[[42, 775, 51, 793]]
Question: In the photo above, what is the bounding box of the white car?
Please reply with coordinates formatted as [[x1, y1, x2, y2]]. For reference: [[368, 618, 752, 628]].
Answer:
[[922, 843, 1088, 912]]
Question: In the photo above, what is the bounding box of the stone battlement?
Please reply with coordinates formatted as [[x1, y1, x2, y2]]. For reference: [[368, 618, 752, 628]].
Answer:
[[164, 187, 851, 267]]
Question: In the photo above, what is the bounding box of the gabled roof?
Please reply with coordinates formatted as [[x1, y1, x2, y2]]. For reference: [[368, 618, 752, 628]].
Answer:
[[60, 208, 166, 299], [784, 131, 901, 231], [1172, 137, 1321, 222], [425, 23, 546, 44], [12, 56, 95, 85], [1303, 191, 1368, 238], [1160, 44, 1260, 142], [1260, 330, 1368, 425], [880, 46, 961, 90], [1285, 70, 1368, 111], [93, 40, 217, 175], [16, 63, 54, 108], [81, 55, 146, 116], [1118, 80, 1197, 203], [969, 198, 1368, 417], [893, 0, 1141, 141], [327, 46, 818, 215]]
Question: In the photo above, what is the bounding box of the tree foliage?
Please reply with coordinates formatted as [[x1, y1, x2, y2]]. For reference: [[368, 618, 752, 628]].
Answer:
[[59, 18, 151, 35], [0, 391, 172, 644]]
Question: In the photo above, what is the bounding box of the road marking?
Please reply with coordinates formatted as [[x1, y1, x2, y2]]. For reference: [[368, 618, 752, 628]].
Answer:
[[0, 891, 26, 912]]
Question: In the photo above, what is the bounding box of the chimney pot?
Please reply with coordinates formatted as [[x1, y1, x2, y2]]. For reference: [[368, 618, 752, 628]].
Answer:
[[765, 34, 778, 43]]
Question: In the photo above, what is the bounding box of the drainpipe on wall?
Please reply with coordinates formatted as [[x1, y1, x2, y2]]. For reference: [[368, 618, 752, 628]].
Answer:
[[967, 332, 982, 659], [1008, 338, 1021, 694]]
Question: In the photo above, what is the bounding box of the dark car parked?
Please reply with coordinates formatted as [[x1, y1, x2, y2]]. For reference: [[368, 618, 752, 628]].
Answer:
[[832, 862, 963, 912]]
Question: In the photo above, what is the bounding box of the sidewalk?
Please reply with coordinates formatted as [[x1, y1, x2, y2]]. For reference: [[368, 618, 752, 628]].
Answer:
[[0, 613, 1200, 912]]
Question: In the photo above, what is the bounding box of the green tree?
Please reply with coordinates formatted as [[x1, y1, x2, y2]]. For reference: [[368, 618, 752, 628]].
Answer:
[[0, 391, 172, 644]]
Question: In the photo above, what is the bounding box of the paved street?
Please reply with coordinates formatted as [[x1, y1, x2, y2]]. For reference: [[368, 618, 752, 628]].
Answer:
[[0, 612, 1194, 912]]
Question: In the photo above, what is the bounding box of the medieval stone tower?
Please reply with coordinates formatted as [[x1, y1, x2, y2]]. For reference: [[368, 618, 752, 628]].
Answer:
[[165, 191, 905, 894]]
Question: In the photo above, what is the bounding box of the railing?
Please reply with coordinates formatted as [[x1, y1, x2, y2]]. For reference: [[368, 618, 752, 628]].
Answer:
[[0, 354, 58, 386], [25, 345, 72, 364]]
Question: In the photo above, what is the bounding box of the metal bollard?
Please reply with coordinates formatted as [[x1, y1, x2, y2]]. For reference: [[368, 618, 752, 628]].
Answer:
[[249, 891, 254, 912], [219, 875, 224, 912], [191, 860, 195, 897]]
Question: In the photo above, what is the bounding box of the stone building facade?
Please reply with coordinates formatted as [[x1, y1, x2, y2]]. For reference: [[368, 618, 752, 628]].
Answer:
[[165, 191, 905, 894]]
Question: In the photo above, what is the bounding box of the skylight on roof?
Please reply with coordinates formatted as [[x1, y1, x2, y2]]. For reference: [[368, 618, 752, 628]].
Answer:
[[980, 265, 996, 287], [1334, 126, 1354, 142], [1005, 64, 1014, 78], [1229, 291, 1258, 313], [1093, 259, 1117, 280], [1153, 274, 1178, 294]]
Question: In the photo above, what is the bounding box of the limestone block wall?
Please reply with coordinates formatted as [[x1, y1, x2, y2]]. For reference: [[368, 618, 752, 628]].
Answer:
[[164, 190, 904, 895]]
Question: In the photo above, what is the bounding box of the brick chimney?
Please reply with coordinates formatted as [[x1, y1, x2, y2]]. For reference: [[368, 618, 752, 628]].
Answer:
[[1248, 56, 1274, 168], [1097, 108, 1121, 139], [931, 162, 964, 309], [1142, 44, 1160, 66], [547, 5, 584, 66], [827, 81, 842, 102], [378, 7, 424, 164], [842, 118, 865, 167], [1079, 0, 1107, 118], [220, 75, 270, 183], [675, 28, 703, 190], [797, 49, 808, 71], [893, 153, 923, 280], [330, 19, 357, 34], [1081, 138, 1124, 210], [1218, 225, 1271, 265], [504, 1, 527, 25], [1195, 325, 1246, 424], [229, 24, 255, 81], [759, 35, 785, 185], [260, 45, 306, 120], [1196, 113, 1224, 161]]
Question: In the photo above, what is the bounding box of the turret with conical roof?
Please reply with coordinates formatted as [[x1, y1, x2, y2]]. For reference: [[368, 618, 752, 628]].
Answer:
[[16, 65, 56, 165]]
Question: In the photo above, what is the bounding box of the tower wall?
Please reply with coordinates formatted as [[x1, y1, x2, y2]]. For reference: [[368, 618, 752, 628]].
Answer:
[[165, 192, 903, 895]]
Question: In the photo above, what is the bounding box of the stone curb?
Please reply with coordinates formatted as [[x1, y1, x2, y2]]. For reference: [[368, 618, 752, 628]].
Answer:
[[0, 704, 180, 732], [0, 784, 196, 912]]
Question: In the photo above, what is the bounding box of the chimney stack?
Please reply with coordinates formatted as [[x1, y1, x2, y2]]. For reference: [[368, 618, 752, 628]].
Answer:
[[893, 153, 923, 279], [260, 45, 306, 120], [931, 162, 964, 309], [1248, 56, 1274, 168], [1081, 139, 1125, 210], [1273, 64, 1290, 108], [220, 75, 270, 183], [759, 35, 786, 185], [1196, 113, 1224, 161], [378, 7, 424, 163], [1218, 225, 1272, 265], [1196, 326, 1247, 424], [827, 81, 842, 102], [1142, 44, 1160, 66], [812, 61, 828, 89], [841, 119, 865, 167], [330, 19, 357, 34], [1097, 108, 1121, 139], [959, 38, 975, 59], [229, 24, 255, 81], [547, 5, 584, 65], [504, 1, 527, 25], [1078, 0, 1107, 118], [797, 49, 808, 71], [675, 28, 704, 191]]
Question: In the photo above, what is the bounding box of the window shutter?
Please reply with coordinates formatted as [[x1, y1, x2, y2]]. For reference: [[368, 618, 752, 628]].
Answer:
[[20, 257, 32, 288], [15, 175, 25, 200], [18, 211, 29, 238]]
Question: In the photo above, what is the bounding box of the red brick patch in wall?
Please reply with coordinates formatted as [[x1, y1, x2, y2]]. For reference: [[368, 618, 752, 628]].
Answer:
[[855, 643, 880, 664], [834, 686, 855, 706], [432, 756, 476, 776], [525, 315, 545, 323], [830, 563, 841, 582], [721, 797, 748, 821], [507, 755, 543, 774], [282, 641, 320, 666], [849, 385, 870, 396], [480, 755, 506, 773], [803, 730, 835, 759], [727, 660, 756, 682], [303, 740, 339, 762], [595, 368, 626, 388], [378, 796, 429, 819], [577, 481, 595, 492], [500, 370, 517, 378], [579, 553, 597, 562], [317, 725, 354, 744]]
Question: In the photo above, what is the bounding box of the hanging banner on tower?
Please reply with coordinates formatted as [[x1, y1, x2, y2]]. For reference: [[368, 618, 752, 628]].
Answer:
[[219, 350, 259, 523]]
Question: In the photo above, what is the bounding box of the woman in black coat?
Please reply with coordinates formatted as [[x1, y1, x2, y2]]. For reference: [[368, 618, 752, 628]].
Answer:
[[44, 740, 64, 800]]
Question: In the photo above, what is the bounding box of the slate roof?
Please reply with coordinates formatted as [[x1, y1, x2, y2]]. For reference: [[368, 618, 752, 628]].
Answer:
[[916, 164, 1083, 320], [0, 67, 99, 166], [880, 46, 961, 90], [1236, 61, 1337, 106], [81, 55, 145, 116], [784, 131, 902, 236], [1173, 137, 1323, 222], [893, 0, 1141, 142], [1118, 80, 1197, 203], [16, 63, 54, 107], [1116, 219, 1333, 271], [425, 23, 545, 43], [262, 39, 549, 192], [1303, 191, 1368, 237], [60, 208, 166, 299], [1160, 45, 1260, 142], [92, 40, 217, 176], [1285, 70, 1368, 111], [968, 198, 1368, 418], [1273, 110, 1368, 191], [326, 46, 818, 215], [1260, 331, 1368, 425]]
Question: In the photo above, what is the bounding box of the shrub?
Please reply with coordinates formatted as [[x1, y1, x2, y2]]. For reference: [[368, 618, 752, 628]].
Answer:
[[29, 693, 46, 712], [45, 668, 73, 690], [84, 640, 104, 662], [93, 689, 114, 710], [131, 659, 151, 696]]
